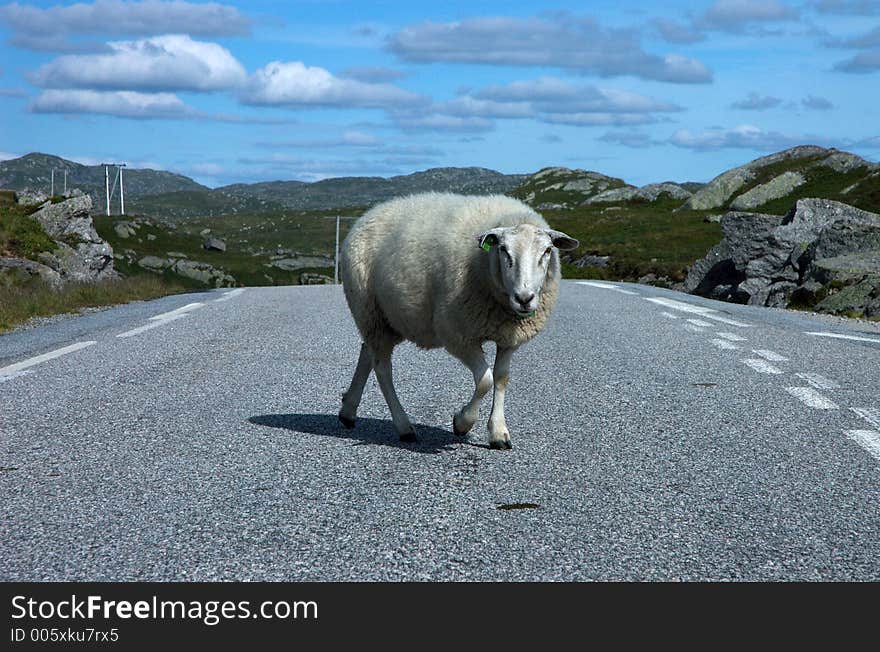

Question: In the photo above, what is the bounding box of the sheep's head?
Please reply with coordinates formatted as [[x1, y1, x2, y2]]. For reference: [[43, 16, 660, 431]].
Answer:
[[478, 224, 578, 317]]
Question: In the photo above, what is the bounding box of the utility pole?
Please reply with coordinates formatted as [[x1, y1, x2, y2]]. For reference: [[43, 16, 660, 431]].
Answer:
[[119, 165, 125, 215], [334, 214, 340, 284], [105, 165, 110, 216], [102, 162, 126, 215], [50, 169, 54, 197]]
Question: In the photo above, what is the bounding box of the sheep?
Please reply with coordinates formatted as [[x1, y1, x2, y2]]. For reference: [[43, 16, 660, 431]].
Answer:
[[337, 192, 578, 450]]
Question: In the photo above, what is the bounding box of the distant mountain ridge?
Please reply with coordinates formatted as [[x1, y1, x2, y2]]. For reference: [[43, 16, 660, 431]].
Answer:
[[0, 153, 207, 210]]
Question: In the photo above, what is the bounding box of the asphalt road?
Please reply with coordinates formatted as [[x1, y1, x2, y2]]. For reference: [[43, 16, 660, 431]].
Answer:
[[1, 281, 879, 581]]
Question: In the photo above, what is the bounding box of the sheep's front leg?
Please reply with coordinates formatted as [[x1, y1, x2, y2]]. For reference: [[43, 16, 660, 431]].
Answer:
[[451, 346, 492, 437], [488, 345, 516, 450], [339, 342, 372, 429], [372, 347, 416, 442]]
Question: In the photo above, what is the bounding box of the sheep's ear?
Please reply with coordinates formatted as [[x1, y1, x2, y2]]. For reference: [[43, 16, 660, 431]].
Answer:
[[545, 229, 579, 251], [477, 229, 504, 251]]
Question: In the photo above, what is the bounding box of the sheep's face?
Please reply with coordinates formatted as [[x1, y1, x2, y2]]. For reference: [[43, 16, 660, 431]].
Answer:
[[478, 224, 579, 317]]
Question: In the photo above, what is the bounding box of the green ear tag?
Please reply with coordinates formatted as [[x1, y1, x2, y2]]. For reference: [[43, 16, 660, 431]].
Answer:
[[481, 241, 491, 251]]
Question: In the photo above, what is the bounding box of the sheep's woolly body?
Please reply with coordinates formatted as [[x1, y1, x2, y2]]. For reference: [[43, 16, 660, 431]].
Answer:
[[341, 192, 560, 353]]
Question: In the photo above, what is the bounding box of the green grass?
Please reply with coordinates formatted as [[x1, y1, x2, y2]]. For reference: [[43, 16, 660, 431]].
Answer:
[[0, 199, 57, 259], [0, 274, 188, 334], [545, 203, 722, 282]]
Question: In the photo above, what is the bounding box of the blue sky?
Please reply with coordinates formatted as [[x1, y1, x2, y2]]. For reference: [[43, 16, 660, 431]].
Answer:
[[0, 0, 879, 187]]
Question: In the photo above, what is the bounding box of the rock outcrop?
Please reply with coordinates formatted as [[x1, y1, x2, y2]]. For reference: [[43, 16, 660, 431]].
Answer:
[[137, 255, 235, 287], [27, 194, 115, 283], [586, 182, 692, 204], [685, 198, 880, 316]]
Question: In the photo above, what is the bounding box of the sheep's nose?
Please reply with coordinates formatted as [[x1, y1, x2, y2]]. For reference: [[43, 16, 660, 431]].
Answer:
[[515, 292, 535, 307]]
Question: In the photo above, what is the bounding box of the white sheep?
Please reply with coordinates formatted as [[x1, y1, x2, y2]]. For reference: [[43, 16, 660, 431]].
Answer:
[[338, 192, 578, 449]]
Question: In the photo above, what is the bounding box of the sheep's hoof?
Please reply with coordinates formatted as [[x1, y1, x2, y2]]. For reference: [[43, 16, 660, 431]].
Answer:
[[489, 440, 513, 450], [399, 431, 418, 443], [338, 413, 356, 430], [452, 413, 471, 437]]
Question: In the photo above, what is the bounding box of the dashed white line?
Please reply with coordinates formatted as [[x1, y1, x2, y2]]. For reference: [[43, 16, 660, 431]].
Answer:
[[796, 373, 839, 391], [852, 407, 880, 430], [805, 331, 880, 344], [742, 358, 784, 374], [149, 302, 204, 321], [660, 312, 679, 320], [684, 324, 707, 333], [577, 281, 639, 295], [845, 430, 880, 463], [710, 339, 740, 350], [213, 288, 245, 303], [716, 332, 747, 342], [117, 313, 188, 338], [0, 341, 97, 378], [785, 386, 839, 410], [752, 349, 789, 362], [644, 297, 752, 327], [686, 319, 712, 327]]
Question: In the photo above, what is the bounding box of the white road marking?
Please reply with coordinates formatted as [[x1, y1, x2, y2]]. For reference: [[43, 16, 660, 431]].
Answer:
[[577, 281, 639, 295], [752, 349, 789, 362], [852, 407, 880, 430], [644, 297, 752, 327], [213, 288, 245, 303], [710, 339, 740, 350], [687, 319, 712, 327], [149, 302, 203, 321], [0, 370, 34, 384], [717, 332, 747, 342], [805, 331, 880, 344], [117, 313, 187, 338], [845, 430, 880, 463], [684, 324, 706, 333], [660, 312, 679, 320], [796, 373, 839, 391], [785, 386, 839, 410], [0, 341, 97, 378], [742, 358, 784, 374]]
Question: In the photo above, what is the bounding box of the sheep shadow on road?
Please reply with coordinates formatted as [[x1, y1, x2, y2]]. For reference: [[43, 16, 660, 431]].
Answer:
[[248, 413, 469, 454]]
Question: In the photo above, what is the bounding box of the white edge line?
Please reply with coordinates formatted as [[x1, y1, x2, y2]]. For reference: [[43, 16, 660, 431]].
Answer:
[[852, 408, 880, 430], [0, 341, 97, 376], [0, 369, 35, 384], [805, 331, 880, 344], [710, 339, 740, 350], [845, 430, 880, 463], [795, 373, 839, 391]]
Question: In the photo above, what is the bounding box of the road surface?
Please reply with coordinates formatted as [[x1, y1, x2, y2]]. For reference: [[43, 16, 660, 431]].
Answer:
[[1, 281, 879, 580]]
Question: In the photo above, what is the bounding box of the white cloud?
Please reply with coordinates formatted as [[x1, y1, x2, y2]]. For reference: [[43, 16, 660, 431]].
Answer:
[[392, 113, 494, 133], [731, 92, 783, 110], [30, 34, 246, 92], [651, 18, 706, 44], [387, 14, 712, 83], [813, 0, 880, 15], [257, 131, 384, 148], [340, 66, 406, 83], [0, 0, 250, 38], [833, 51, 880, 72], [599, 131, 664, 148], [241, 61, 424, 109], [669, 124, 811, 150], [701, 0, 799, 31], [801, 95, 834, 110], [30, 89, 193, 118]]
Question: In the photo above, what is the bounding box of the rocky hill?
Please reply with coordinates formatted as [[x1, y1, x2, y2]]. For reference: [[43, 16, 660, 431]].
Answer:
[[0, 153, 207, 211], [216, 166, 527, 212]]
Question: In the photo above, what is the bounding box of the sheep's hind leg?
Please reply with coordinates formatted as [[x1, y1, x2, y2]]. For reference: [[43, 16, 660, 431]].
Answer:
[[450, 346, 492, 437], [339, 342, 372, 429], [372, 346, 417, 442], [488, 346, 516, 450]]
